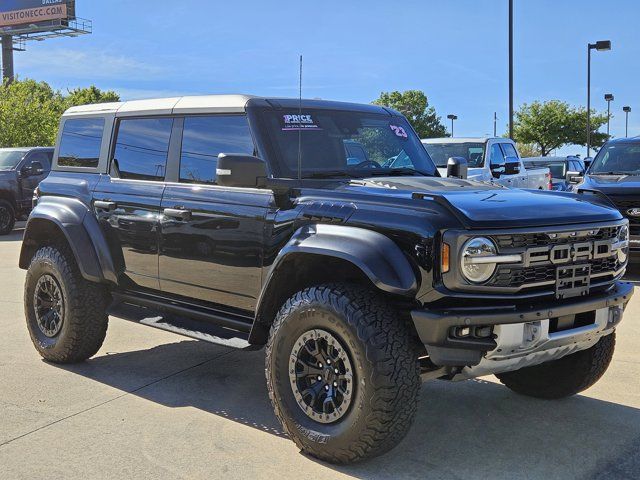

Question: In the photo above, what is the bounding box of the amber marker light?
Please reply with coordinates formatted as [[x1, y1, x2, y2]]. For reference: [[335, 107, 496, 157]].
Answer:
[[441, 242, 450, 273]]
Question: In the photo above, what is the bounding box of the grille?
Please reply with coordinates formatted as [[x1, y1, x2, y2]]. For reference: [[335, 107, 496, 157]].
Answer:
[[492, 226, 618, 249], [489, 256, 621, 288], [608, 197, 640, 235]]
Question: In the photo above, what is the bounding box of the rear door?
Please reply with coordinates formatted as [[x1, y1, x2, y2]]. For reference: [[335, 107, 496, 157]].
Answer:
[[159, 114, 270, 311], [93, 117, 177, 290]]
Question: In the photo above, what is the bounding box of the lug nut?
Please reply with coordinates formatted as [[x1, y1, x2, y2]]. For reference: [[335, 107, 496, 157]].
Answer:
[[327, 359, 331, 365], [325, 385, 329, 391], [333, 381, 338, 387], [318, 363, 323, 368], [317, 376, 322, 381], [334, 368, 339, 374]]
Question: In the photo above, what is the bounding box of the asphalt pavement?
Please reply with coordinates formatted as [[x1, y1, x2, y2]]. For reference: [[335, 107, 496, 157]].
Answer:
[[1, 224, 638, 479]]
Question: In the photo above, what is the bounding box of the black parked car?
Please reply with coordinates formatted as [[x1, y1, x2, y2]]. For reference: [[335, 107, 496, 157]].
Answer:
[[18, 96, 632, 464], [576, 137, 640, 256], [0, 147, 53, 234]]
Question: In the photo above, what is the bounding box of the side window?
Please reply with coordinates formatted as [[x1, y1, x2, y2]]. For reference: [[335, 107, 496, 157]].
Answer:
[[112, 118, 173, 181], [58, 118, 105, 168], [489, 143, 505, 167], [179, 115, 254, 184], [27, 152, 51, 171], [501, 143, 519, 159]]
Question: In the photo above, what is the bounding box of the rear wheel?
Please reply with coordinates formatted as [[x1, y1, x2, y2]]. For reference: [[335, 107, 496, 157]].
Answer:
[[266, 284, 420, 464], [24, 245, 110, 363], [497, 333, 616, 399], [0, 199, 15, 235]]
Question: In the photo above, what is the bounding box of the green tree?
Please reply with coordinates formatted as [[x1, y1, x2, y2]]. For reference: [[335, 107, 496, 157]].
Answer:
[[0, 79, 120, 148], [64, 85, 120, 109], [373, 90, 448, 138], [0, 79, 64, 147], [513, 100, 608, 156]]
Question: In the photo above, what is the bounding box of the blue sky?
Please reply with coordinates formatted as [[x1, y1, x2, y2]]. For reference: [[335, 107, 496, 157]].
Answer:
[[13, 0, 640, 154]]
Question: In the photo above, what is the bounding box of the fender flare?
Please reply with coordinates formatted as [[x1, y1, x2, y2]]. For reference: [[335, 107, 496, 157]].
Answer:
[[19, 197, 118, 284], [250, 224, 418, 343]]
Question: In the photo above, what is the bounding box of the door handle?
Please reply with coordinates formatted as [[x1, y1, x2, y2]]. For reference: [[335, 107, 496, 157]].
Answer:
[[94, 200, 116, 211], [163, 208, 191, 220]]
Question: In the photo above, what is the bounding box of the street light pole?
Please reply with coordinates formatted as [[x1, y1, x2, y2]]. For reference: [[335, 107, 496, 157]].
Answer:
[[604, 93, 614, 137], [623, 106, 631, 137], [586, 40, 611, 158], [508, 0, 514, 139], [494, 112, 497, 137], [447, 114, 457, 137]]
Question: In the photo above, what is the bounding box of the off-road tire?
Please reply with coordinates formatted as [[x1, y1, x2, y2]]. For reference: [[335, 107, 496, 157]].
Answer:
[[0, 199, 16, 235], [496, 333, 616, 399], [24, 245, 109, 363], [265, 283, 421, 464]]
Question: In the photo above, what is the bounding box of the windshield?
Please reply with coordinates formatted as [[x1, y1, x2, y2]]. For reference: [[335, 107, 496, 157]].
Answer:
[[590, 142, 640, 175], [422, 142, 485, 168], [0, 150, 26, 171], [261, 109, 437, 178]]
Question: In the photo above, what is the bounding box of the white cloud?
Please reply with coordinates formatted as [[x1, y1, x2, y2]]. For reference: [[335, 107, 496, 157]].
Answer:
[[17, 46, 165, 81]]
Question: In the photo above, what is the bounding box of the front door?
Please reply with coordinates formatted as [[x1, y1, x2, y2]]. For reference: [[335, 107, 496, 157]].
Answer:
[[158, 114, 269, 311], [18, 150, 52, 211], [489, 142, 517, 187], [93, 116, 176, 290]]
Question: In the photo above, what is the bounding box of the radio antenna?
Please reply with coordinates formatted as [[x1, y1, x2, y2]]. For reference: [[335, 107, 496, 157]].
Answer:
[[297, 54, 303, 180]]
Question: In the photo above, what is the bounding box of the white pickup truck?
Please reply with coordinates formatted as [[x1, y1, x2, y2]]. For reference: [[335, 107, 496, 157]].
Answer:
[[422, 137, 551, 189]]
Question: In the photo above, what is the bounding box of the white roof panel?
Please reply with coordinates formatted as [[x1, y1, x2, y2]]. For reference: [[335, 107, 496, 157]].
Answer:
[[62, 94, 257, 118], [173, 94, 255, 114]]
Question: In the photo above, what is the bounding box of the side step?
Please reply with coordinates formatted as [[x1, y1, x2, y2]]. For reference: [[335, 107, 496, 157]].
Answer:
[[109, 294, 256, 350]]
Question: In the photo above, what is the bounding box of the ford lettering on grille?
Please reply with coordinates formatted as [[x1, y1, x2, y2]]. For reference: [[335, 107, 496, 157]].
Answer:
[[523, 239, 615, 267]]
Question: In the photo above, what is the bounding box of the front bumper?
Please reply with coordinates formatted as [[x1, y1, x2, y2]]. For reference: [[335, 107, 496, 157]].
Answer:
[[412, 280, 633, 367]]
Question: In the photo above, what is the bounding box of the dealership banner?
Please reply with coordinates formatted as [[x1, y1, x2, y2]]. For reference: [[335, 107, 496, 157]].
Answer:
[[0, 0, 68, 28]]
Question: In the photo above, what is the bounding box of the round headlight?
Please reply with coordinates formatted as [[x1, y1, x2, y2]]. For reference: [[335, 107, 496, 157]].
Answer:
[[461, 237, 497, 284]]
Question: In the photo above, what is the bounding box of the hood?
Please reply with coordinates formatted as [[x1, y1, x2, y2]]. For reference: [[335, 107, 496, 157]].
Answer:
[[341, 176, 622, 228], [581, 174, 640, 195]]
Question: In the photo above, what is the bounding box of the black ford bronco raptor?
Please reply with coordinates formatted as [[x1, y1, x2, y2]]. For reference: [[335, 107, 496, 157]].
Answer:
[[20, 96, 633, 464]]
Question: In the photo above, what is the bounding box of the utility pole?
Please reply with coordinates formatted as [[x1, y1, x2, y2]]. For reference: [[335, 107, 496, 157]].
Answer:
[[494, 112, 497, 137], [508, 0, 514, 139], [1, 35, 14, 83]]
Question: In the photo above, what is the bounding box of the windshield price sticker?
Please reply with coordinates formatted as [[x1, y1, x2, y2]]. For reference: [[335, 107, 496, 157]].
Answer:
[[390, 124, 408, 138], [282, 114, 322, 131]]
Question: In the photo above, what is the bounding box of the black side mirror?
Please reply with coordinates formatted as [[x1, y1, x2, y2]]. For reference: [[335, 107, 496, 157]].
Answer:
[[30, 161, 45, 175], [567, 171, 584, 184], [446, 156, 468, 179], [504, 156, 520, 175], [490, 161, 506, 178], [216, 153, 267, 188]]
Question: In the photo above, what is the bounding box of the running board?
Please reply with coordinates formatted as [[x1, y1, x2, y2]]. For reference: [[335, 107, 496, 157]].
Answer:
[[109, 295, 256, 350]]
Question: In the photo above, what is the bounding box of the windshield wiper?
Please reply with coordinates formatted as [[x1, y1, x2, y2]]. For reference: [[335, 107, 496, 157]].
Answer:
[[590, 171, 638, 176], [366, 168, 430, 177], [304, 170, 360, 179]]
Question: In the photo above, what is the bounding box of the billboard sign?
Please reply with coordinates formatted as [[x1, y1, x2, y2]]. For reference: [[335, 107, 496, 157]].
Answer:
[[0, 1, 68, 29]]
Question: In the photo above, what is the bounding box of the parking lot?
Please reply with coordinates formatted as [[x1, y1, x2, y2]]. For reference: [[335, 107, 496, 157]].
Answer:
[[0, 224, 638, 480]]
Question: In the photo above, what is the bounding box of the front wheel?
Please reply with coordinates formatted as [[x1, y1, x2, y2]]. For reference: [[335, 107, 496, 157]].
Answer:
[[0, 199, 16, 235], [265, 284, 420, 464], [497, 333, 616, 399], [24, 245, 110, 363]]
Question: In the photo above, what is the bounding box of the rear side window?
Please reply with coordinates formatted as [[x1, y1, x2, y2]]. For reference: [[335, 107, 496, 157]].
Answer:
[[501, 143, 519, 159], [179, 115, 254, 184], [112, 118, 174, 181], [58, 118, 105, 168], [28, 152, 52, 171]]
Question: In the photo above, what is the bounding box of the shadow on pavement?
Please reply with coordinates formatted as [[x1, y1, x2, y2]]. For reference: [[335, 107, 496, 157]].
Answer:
[[0, 227, 24, 242], [53, 338, 640, 479]]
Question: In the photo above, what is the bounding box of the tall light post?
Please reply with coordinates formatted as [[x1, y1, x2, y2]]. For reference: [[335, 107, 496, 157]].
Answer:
[[604, 93, 614, 137], [447, 114, 458, 137], [587, 40, 611, 157], [508, 0, 514, 139], [623, 106, 631, 137]]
